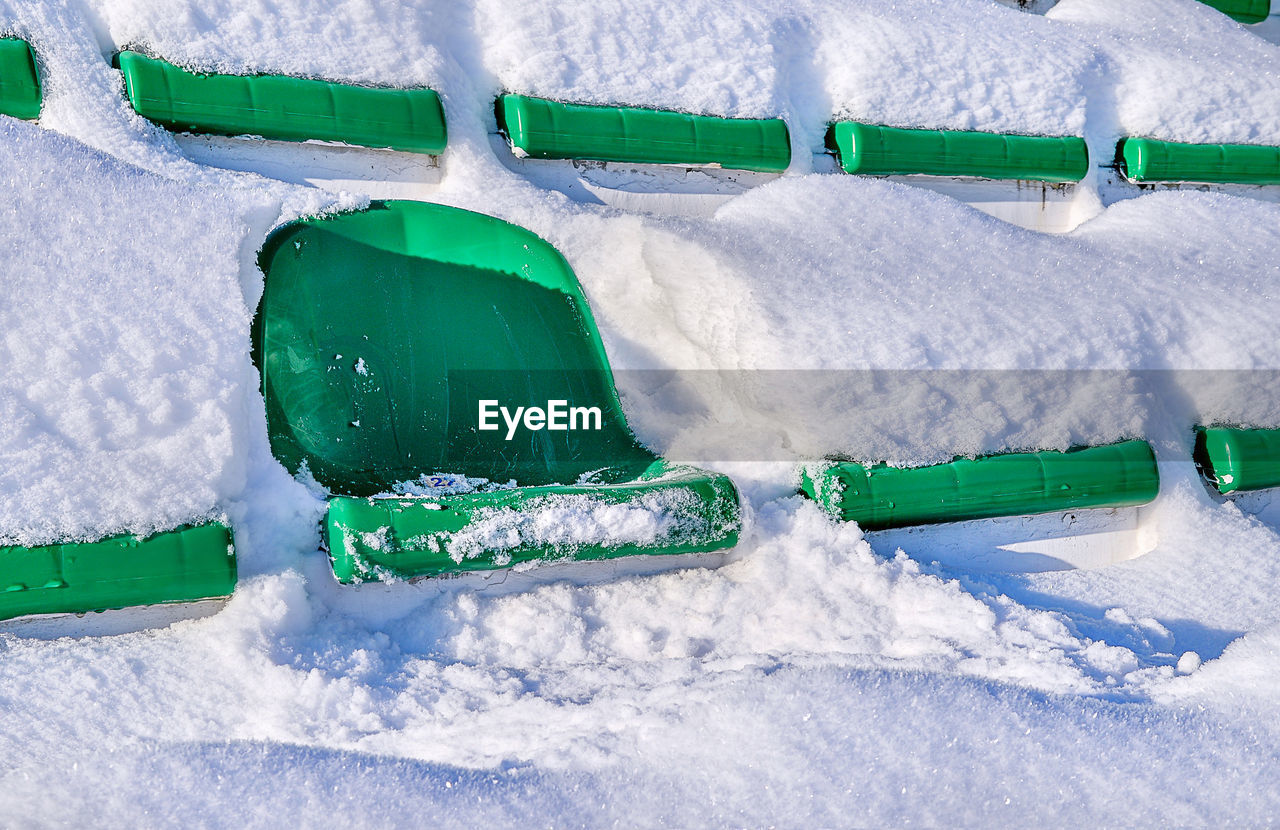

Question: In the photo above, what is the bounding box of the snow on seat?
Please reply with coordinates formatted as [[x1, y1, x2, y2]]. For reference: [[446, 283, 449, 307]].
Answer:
[[827, 122, 1089, 183], [495, 94, 791, 173], [0, 523, 236, 622], [1194, 426, 1280, 494], [1117, 137, 1280, 185], [253, 200, 741, 582], [1198, 0, 1270, 23], [800, 441, 1158, 530], [115, 51, 447, 155], [325, 465, 740, 581], [0, 38, 40, 121]]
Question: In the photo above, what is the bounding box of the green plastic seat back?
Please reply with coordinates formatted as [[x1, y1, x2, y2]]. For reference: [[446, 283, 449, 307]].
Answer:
[[0, 38, 41, 121], [254, 201, 654, 496]]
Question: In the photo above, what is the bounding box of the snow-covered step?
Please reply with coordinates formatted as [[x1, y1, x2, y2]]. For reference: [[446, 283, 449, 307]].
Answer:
[[0, 598, 226, 639], [861, 172, 1085, 234], [172, 133, 443, 198], [491, 133, 779, 216], [1097, 166, 1280, 210], [864, 505, 1155, 573]]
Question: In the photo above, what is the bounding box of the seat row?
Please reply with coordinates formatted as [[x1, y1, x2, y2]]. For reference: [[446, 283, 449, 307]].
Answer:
[[3, 41, 1280, 187], [4, 193, 1280, 621]]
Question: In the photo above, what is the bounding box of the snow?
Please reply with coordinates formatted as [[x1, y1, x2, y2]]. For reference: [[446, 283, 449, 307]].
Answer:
[[0, 117, 261, 544], [816, 0, 1092, 138], [336, 480, 726, 568], [476, 0, 782, 119], [1049, 0, 1280, 145], [2, 0, 1280, 825], [426, 488, 713, 564]]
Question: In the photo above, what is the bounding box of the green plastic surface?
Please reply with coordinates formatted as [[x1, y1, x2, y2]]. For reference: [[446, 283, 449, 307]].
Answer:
[[254, 201, 741, 580], [800, 441, 1159, 530], [827, 121, 1089, 182], [1118, 137, 1280, 184], [0, 38, 40, 120], [116, 50, 446, 155], [255, 200, 654, 494], [327, 461, 740, 582], [1198, 0, 1270, 23], [0, 522, 236, 622], [1194, 427, 1280, 494], [497, 94, 791, 173]]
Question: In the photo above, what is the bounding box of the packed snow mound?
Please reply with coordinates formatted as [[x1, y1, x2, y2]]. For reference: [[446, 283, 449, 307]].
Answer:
[[1051, 0, 1280, 145], [549, 177, 1280, 466], [475, 0, 782, 119], [475, 0, 1280, 147], [4, 493, 1280, 825], [707, 178, 1280, 373], [475, 0, 1090, 136], [815, 0, 1091, 137], [4, 654, 1278, 827], [89, 0, 451, 88], [0, 118, 268, 545]]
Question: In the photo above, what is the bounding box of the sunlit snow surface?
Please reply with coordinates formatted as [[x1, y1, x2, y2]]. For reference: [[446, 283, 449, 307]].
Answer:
[[3, 0, 1280, 825]]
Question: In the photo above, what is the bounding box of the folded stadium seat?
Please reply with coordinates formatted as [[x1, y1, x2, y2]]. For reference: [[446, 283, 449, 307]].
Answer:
[[0, 523, 237, 622], [1198, 0, 1270, 23], [0, 38, 41, 120], [826, 122, 1089, 183], [253, 201, 741, 583], [1117, 138, 1280, 185], [115, 51, 446, 155], [495, 94, 790, 173], [800, 441, 1159, 530], [1194, 427, 1280, 494]]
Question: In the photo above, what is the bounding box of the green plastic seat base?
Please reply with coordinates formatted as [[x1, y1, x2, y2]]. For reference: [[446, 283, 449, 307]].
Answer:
[[497, 94, 790, 173], [800, 441, 1159, 531], [116, 51, 446, 155], [1198, 0, 1270, 23], [0, 522, 236, 622], [0, 38, 41, 121], [1194, 426, 1280, 494], [827, 121, 1088, 183], [327, 462, 740, 582], [1118, 137, 1280, 185]]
